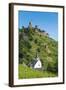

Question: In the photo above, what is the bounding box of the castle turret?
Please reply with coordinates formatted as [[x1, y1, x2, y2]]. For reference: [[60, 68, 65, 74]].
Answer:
[[35, 25, 38, 29], [28, 21, 32, 29]]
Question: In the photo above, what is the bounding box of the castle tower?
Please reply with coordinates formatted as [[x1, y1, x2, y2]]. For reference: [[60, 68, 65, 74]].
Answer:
[[28, 21, 32, 29]]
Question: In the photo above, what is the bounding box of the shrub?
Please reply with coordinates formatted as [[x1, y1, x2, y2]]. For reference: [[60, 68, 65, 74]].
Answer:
[[34, 39, 38, 44], [37, 48, 40, 52]]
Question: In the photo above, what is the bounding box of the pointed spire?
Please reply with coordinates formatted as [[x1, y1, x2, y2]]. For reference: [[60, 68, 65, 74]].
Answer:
[[36, 52, 38, 58]]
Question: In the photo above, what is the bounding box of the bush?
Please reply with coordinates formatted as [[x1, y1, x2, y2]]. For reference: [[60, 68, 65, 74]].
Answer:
[[19, 58, 23, 64], [29, 36, 33, 41], [37, 48, 40, 52], [34, 39, 38, 44], [24, 41, 32, 49], [19, 53, 23, 58], [47, 61, 58, 73]]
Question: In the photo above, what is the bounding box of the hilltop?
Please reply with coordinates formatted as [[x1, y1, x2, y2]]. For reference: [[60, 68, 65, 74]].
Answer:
[[19, 22, 58, 78]]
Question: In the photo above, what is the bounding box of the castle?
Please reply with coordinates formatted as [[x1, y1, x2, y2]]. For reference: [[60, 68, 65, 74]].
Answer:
[[21, 21, 49, 37]]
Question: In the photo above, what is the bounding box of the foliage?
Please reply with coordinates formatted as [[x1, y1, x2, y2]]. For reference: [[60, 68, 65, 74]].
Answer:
[[19, 64, 57, 79], [19, 26, 58, 77]]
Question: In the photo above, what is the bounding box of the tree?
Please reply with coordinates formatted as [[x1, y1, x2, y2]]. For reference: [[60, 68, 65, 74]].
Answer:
[[34, 39, 38, 44], [37, 48, 40, 52]]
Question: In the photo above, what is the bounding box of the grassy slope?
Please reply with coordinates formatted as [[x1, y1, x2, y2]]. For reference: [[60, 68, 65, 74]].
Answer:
[[19, 28, 58, 79], [19, 64, 57, 79]]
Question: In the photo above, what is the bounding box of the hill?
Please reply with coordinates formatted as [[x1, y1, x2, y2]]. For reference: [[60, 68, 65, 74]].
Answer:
[[19, 22, 58, 79]]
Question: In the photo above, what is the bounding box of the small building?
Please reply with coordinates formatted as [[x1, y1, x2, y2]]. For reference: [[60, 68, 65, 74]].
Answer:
[[30, 53, 42, 70]]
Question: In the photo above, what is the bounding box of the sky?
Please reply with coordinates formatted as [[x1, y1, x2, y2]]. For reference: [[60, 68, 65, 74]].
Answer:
[[18, 11, 58, 41]]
